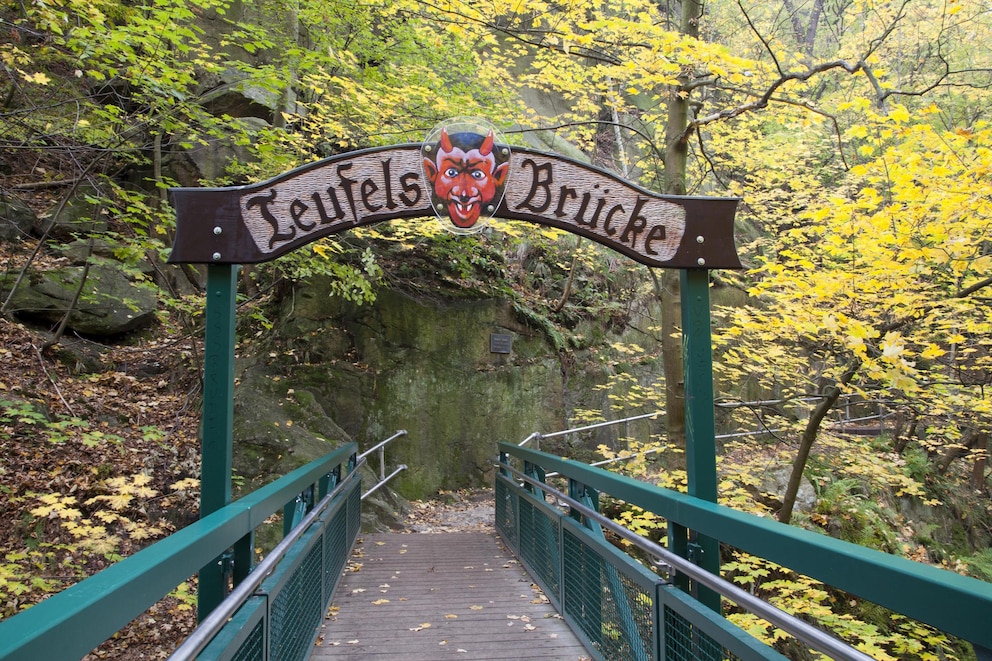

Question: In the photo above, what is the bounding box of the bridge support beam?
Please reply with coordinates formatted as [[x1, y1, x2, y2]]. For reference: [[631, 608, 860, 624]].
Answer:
[[198, 264, 238, 621], [680, 268, 721, 613]]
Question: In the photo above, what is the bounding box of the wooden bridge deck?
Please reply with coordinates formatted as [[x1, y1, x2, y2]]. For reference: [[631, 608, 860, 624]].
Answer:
[[311, 532, 591, 660]]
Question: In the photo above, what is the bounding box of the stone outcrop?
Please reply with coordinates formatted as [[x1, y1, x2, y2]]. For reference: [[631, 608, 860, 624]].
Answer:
[[0, 193, 36, 243], [231, 279, 648, 500], [2, 263, 158, 336]]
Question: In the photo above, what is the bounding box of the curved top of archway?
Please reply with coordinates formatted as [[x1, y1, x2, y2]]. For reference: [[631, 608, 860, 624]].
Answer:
[[168, 142, 740, 269]]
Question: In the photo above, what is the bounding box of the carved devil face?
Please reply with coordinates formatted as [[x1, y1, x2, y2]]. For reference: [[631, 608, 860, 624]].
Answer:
[[423, 128, 509, 229]]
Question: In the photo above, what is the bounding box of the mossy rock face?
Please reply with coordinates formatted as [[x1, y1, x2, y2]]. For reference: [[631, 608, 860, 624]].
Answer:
[[36, 186, 110, 242], [235, 278, 671, 502], [344, 290, 577, 497], [240, 284, 571, 499], [0, 193, 36, 242], [3, 264, 158, 336], [232, 361, 353, 494]]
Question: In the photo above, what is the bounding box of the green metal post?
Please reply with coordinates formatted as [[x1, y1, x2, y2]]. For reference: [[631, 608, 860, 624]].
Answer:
[[680, 268, 721, 613], [198, 264, 238, 622]]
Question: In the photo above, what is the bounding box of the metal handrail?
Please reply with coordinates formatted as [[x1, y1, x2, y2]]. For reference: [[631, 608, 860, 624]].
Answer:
[[0, 443, 358, 661], [167, 462, 365, 660], [499, 461, 874, 661], [518, 411, 662, 447], [532, 410, 881, 475], [360, 429, 408, 500]]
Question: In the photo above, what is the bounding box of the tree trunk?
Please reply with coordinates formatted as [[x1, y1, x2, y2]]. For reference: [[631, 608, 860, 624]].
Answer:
[[659, 0, 700, 450], [892, 408, 917, 454], [972, 433, 988, 490], [938, 430, 984, 475], [273, 1, 299, 129], [779, 361, 860, 524], [803, 0, 825, 57], [782, 0, 825, 57]]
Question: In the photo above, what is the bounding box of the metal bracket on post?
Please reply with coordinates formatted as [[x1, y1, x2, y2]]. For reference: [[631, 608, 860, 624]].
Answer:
[[284, 485, 315, 536], [321, 466, 340, 499], [567, 479, 599, 529], [687, 540, 704, 565], [523, 460, 545, 495], [498, 450, 510, 478], [219, 548, 236, 597]]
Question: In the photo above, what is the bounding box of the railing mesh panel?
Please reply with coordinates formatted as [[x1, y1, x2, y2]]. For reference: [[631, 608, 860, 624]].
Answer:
[[347, 481, 361, 541], [269, 541, 324, 661], [518, 493, 561, 600], [496, 457, 790, 661], [663, 603, 741, 661], [231, 619, 265, 661], [323, 504, 349, 599], [494, 477, 518, 549], [563, 526, 656, 661]]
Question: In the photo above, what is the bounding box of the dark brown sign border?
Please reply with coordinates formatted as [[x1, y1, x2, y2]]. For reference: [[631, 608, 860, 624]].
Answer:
[[169, 143, 740, 269]]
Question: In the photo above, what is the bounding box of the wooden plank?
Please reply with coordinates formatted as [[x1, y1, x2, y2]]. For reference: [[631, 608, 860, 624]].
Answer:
[[311, 532, 592, 660]]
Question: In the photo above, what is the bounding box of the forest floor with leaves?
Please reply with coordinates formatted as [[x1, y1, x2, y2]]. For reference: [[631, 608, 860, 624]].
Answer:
[[0, 310, 207, 658], [0, 309, 499, 658]]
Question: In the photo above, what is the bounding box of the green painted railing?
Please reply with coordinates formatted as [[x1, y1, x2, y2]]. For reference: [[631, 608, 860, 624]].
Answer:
[[187, 463, 362, 660], [498, 442, 992, 660], [0, 443, 359, 661]]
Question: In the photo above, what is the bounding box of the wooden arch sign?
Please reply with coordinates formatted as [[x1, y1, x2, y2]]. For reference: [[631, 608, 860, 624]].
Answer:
[[171, 126, 740, 617], [169, 140, 740, 269]]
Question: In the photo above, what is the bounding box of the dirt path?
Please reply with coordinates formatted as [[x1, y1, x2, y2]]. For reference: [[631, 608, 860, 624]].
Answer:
[[399, 490, 496, 533]]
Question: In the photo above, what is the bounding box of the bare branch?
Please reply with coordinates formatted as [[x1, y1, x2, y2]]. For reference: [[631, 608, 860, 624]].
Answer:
[[738, 0, 785, 76], [684, 74, 718, 91], [863, 0, 912, 61], [693, 129, 731, 190], [685, 58, 861, 140], [32, 343, 74, 416], [713, 82, 851, 170], [957, 276, 992, 300], [509, 119, 666, 167], [411, 0, 622, 66]]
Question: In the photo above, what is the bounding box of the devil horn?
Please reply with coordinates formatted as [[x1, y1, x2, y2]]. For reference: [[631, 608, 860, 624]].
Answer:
[[480, 130, 494, 156], [440, 128, 453, 152]]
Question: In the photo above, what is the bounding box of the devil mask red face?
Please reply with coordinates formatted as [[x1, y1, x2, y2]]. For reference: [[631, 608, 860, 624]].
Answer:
[[423, 129, 509, 229]]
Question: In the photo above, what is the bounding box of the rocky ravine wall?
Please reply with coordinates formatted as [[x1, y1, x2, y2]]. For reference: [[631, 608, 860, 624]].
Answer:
[[232, 277, 663, 503]]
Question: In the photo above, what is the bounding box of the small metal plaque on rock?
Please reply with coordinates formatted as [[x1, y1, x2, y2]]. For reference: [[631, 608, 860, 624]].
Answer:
[[490, 333, 513, 354]]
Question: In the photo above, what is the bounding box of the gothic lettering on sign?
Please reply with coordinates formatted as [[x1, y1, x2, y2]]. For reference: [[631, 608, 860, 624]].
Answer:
[[505, 154, 685, 262], [239, 150, 430, 257], [169, 143, 738, 268]]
